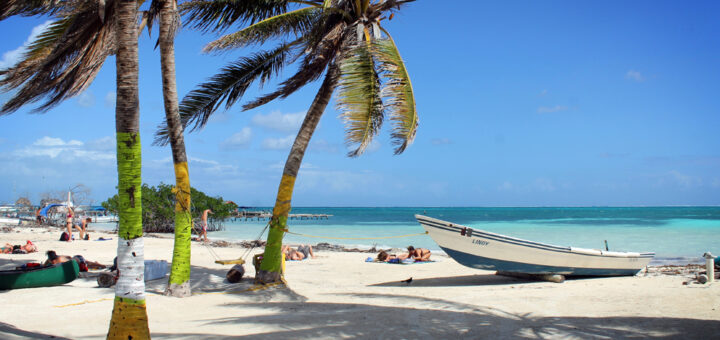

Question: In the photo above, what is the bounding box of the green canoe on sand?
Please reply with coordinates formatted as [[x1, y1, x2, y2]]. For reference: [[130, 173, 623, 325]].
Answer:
[[0, 260, 79, 290]]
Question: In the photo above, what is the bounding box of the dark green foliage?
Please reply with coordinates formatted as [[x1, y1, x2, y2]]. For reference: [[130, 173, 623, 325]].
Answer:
[[101, 183, 237, 233]]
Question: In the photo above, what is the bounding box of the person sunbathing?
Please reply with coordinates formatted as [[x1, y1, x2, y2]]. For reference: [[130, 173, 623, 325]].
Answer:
[[1, 241, 38, 254], [407, 246, 431, 261], [44, 250, 106, 271], [376, 250, 409, 262], [282, 244, 316, 260]]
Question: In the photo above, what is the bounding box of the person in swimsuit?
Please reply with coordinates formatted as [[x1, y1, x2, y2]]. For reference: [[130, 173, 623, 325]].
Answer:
[[282, 244, 316, 260], [201, 209, 213, 242], [407, 246, 431, 261], [376, 250, 409, 262], [65, 207, 74, 242], [74, 217, 92, 240]]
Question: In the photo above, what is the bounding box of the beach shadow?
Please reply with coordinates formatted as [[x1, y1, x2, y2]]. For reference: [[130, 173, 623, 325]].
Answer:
[[0, 321, 72, 340], [369, 273, 530, 287], [147, 290, 720, 339]]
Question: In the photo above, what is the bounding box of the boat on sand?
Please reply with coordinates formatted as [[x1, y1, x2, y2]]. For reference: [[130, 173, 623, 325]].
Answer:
[[0, 260, 80, 290], [416, 214, 654, 277]]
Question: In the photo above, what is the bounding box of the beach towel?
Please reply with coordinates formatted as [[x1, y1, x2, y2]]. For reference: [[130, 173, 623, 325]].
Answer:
[[366, 257, 435, 264]]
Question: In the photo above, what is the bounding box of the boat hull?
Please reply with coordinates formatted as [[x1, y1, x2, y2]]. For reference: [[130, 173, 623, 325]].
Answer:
[[0, 260, 80, 290], [416, 215, 654, 277]]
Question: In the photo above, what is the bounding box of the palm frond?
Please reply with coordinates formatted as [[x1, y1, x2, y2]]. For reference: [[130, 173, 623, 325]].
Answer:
[[154, 42, 297, 146], [371, 35, 417, 155], [204, 6, 319, 53], [179, 0, 290, 33], [336, 42, 383, 157], [242, 21, 346, 111], [1, 2, 117, 114], [0, 0, 65, 20]]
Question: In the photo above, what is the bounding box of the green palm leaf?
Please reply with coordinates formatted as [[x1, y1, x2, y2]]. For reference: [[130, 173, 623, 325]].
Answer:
[[0, 2, 116, 114], [336, 42, 383, 157], [204, 7, 319, 52], [154, 42, 296, 146], [242, 21, 345, 110], [372, 34, 417, 155], [180, 0, 292, 33]]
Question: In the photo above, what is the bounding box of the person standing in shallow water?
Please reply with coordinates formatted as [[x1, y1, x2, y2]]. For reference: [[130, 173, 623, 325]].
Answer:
[[201, 209, 213, 242]]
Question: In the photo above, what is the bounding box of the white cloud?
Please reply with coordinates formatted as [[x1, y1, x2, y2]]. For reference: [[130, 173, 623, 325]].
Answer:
[[15, 136, 113, 161], [104, 91, 116, 108], [539, 89, 548, 97], [220, 127, 252, 150], [497, 178, 556, 193], [33, 136, 83, 147], [309, 139, 339, 153], [537, 105, 568, 113], [251, 110, 305, 132], [262, 135, 295, 150], [77, 91, 95, 107], [625, 70, 644, 82], [0, 21, 52, 69]]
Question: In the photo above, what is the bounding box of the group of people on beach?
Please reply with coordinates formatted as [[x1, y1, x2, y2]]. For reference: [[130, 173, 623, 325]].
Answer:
[[376, 246, 432, 263]]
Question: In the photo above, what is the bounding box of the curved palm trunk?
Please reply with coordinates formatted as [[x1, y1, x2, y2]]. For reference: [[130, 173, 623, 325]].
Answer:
[[256, 66, 338, 284], [107, 1, 151, 338], [158, 0, 193, 298]]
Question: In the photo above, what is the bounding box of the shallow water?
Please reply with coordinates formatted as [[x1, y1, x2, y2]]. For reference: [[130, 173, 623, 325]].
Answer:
[[96, 207, 720, 265]]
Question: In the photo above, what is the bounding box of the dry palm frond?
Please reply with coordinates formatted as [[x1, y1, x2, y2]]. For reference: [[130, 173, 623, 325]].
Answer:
[[336, 42, 383, 157], [0, 0, 66, 20], [204, 6, 319, 52], [1, 2, 117, 114], [371, 34, 417, 154], [179, 0, 292, 33]]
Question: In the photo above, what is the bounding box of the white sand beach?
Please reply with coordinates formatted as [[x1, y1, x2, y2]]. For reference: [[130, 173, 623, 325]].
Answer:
[[1, 223, 719, 339]]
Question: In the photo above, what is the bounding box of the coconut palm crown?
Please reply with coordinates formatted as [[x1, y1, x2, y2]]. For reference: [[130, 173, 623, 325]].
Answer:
[[157, 0, 418, 156]]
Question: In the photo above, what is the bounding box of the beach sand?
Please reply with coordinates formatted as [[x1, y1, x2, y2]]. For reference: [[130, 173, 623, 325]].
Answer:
[[1, 223, 719, 339]]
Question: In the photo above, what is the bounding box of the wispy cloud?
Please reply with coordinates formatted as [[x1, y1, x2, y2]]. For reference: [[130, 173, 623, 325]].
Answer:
[[625, 70, 645, 82], [14, 136, 114, 161], [262, 135, 294, 150], [220, 127, 252, 150], [537, 105, 568, 113], [0, 21, 51, 69], [539, 89, 548, 97], [104, 91, 116, 108], [77, 91, 95, 107], [252, 110, 305, 132]]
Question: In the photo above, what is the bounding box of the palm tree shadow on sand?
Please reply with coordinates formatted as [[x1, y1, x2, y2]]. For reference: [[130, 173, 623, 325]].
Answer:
[[145, 283, 719, 339]]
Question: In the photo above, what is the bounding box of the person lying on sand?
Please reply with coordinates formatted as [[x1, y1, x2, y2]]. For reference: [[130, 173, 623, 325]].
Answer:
[[407, 246, 431, 261], [1, 241, 38, 254], [44, 250, 106, 271], [376, 250, 409, 262], [282, 244, 316, 260]]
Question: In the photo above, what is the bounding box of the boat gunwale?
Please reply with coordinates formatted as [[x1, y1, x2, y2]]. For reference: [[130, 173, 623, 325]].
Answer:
[[416, 214, 655, 258]]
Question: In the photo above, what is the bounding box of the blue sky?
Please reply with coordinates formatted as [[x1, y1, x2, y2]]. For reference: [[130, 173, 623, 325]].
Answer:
[[1, 1, 719, 207]]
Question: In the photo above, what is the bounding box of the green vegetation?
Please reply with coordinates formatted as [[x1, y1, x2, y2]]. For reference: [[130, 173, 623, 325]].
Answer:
[[101, 183, 237, 233]]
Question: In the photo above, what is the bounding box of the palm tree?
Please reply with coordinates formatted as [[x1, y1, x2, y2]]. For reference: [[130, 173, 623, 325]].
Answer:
[[148, 0, 195, 298], [0, 1, 151, 337], [160, 0, 418, 283]]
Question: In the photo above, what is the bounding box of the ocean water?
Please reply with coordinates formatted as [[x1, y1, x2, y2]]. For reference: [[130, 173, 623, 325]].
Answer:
[[96, 207, 720, 265]]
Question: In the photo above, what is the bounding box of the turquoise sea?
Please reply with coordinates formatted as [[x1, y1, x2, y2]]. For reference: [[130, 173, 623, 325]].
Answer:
[[97, 207, 720, 265]]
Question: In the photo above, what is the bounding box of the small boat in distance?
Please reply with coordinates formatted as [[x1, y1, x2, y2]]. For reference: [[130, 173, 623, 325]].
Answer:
[[416, 215, 654, 277]]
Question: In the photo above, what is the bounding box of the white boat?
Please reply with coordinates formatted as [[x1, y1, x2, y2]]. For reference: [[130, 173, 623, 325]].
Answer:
[[416, 215, 654, 276]]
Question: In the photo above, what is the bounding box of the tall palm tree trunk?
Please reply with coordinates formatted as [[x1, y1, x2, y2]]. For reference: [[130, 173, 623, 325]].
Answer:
[[256, 66, 338, 284], [107, 0, 151, 338], [158, 0, 193, 298]]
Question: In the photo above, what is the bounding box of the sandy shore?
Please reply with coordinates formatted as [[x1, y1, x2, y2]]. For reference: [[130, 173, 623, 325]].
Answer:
[[1, 223, 719, 339]]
